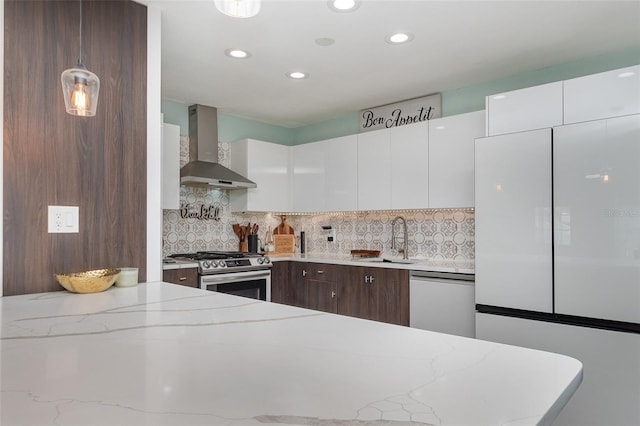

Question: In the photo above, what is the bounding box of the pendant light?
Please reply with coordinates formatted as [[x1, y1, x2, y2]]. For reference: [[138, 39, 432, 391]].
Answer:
[[61, 0, 100, 117], [214, 0, 261, 18]]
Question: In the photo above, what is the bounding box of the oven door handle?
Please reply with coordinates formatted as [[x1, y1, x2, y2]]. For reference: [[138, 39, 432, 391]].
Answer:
[[200, 269, 271, 285]]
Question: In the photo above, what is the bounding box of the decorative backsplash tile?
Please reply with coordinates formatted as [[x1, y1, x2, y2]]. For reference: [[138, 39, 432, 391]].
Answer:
[[163, 139, 475, 260]]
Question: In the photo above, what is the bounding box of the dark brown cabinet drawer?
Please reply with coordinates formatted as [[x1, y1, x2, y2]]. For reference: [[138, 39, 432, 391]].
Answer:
[[163, 268, 198, 288]]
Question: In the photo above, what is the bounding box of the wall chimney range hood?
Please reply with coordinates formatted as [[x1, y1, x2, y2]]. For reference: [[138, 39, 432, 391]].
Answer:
[[180, 104, 256, 189]]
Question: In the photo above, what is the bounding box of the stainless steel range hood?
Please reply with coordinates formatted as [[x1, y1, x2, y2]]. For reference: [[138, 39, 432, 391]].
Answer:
[[180, 104, 256, 189]]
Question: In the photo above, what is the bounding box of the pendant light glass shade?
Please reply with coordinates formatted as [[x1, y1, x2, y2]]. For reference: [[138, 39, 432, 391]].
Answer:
[[214, 0, 261, 18], [61, 63, 100, 117], [61, 0, 100, 117]]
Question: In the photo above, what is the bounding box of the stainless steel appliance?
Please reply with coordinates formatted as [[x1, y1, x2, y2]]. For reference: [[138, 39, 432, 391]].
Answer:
[[180, 104, 256, 189], [169, 252, 271, 301]]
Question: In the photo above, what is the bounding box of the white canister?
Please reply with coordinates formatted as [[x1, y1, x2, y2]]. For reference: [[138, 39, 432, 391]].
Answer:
[[115, 267, 139, 287]]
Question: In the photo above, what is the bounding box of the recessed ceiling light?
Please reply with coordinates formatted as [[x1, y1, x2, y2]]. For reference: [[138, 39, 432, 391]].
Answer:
[[288, 71, 308, 79], [492, 94, 506, 100], [328, 0, 360, 12], [225, 49, 251, 59], [385, 32, 414, 44], [618, 71, 635, 78]]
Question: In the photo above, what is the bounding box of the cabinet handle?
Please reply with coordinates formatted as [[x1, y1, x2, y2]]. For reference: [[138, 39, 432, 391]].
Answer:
[[178, 277, 187, 281], [317, 270, 324, 274], [331, 291, 336, 298], [364, 276, 370, 283], [302, 270, 307, 277], [369, 276, 375, 283]]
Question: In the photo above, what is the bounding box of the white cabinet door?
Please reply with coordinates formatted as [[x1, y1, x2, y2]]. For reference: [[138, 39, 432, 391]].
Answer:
[[428, 110, 485, 208], [486, 81, 563, 136], [357, 128, 391, 210], [476, 313, 640, 426], [292, 141, 325, 212], [475, 129, 553, 312], [553, 115, 640, 324], [161, 122, 180, 210], [410, 276, 475, 337], [564, 65, 640, 124], [229, 139, 291, 212], [325, 135, 358, 212], [390, 121, 429, 209]]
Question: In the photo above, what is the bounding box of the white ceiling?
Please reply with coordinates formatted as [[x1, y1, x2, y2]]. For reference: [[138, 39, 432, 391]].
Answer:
[[141, 0, 640, 128]]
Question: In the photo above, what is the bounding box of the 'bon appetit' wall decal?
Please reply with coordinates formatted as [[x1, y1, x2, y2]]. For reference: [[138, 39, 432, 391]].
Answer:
[[179, 203, 221, 221], [359, 93, 442, 132]]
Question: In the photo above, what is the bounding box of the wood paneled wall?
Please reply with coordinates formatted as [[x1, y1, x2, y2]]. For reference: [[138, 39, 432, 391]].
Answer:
[[3, 0, 147, 295]]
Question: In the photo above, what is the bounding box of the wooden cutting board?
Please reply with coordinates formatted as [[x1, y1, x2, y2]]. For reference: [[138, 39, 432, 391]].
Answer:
[[272, 234, 295, 254], [273, 215, 294, 235]]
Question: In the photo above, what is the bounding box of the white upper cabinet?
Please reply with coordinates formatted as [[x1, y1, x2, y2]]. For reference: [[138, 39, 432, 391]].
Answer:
[[161, 122, 181, 210], [428, 110, 485, 208], [229, 139, 291, 212], [486, 81, 563, 136], [390, 121, 429, 209], [564, 65, 640, 124], [357, 128, 392, 210], [325, 135, 358, 212], [292, 140, 325, 213]]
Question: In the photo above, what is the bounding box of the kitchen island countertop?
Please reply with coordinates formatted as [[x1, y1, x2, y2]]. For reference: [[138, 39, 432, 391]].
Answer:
[[0, 282, 581, 425]]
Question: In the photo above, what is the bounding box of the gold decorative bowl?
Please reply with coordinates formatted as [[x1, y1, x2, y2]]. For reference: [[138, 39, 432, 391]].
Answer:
[[55, 268, 121, 294]]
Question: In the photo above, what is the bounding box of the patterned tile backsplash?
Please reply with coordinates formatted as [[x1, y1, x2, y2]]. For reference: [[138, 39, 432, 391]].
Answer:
[[162, 139, 475, 260]]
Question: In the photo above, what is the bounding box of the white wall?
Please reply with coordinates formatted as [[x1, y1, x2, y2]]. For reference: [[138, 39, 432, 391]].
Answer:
[[147, 4, 162, 282]]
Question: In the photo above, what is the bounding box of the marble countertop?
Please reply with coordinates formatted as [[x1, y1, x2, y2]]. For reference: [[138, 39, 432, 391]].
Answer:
[[162, 258, 199, 270], [161, 254, 474, 275], [269, 253, 475, 275], [1, 282, 581, 425]]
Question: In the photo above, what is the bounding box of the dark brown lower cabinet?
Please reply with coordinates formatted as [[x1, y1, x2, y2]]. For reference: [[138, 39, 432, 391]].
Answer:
[[305, 263, 338, 314], [270, 261, 291, 304], [339, 266, 409, 326], [163, 268, 199, 288], [270, 261, 409, 326], [271, 261, 307, 307]]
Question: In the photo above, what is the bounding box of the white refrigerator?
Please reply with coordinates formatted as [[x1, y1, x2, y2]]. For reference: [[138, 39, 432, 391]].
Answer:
[[553, 114, 640, 325], [474, 114, 640, 426], [475, 114, 640, 328]]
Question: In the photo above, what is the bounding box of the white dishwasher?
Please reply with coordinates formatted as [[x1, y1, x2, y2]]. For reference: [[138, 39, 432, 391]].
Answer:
[[410, 271, 476, 338]]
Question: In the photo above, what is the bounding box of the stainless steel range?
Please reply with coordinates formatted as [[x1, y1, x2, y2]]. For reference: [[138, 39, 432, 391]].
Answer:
[[169, 252, 271, 301]]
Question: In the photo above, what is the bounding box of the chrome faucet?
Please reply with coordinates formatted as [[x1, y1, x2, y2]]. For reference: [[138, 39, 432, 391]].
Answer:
[[391, 216, 409, 260]]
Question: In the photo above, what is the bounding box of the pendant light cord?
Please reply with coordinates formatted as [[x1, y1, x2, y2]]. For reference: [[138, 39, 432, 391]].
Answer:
[[78, 0, 83, 65]]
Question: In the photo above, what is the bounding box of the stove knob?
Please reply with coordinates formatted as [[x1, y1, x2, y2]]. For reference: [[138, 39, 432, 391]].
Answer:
[[257, 257, 264, 264], [203, 261, 211, 268], [218, 260, 227, 268], [264, 256, 271, 264]]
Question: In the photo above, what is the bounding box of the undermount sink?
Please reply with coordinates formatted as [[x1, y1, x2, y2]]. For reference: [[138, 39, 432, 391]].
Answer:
[[382, 258, 422, 264]]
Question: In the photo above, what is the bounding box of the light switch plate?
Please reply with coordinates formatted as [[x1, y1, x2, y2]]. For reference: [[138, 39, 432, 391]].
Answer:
[[48, 206, 79, 233]]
